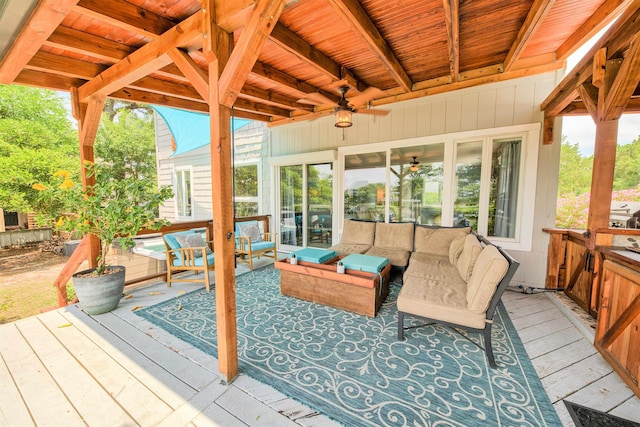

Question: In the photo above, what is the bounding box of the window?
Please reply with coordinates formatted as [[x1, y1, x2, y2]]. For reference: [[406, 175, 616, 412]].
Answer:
[[234, 163, 259, 216], [344, 151, 386, 221], [174, 168, 192, 218]]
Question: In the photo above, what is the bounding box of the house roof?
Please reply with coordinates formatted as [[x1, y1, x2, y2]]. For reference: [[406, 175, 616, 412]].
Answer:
[[0, 0, 637, 125]]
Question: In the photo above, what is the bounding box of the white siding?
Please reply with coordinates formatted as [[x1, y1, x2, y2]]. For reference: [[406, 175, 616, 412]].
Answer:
[[269, 72, 564, 287]]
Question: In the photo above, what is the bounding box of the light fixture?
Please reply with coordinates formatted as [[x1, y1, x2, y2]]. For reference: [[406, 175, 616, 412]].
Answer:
[[335, 108, 353, 127], [409, 156, 420, 172]]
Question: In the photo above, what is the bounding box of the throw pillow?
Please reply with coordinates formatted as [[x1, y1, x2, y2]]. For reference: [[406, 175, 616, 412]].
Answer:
[[238, 223, 263, 242], [175, 233, 213, 258]]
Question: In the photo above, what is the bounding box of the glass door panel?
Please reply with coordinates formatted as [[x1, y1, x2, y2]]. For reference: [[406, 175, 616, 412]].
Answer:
[[454, 141, 482, 230], [280, 165, 302, 246], [390, 144, 445, 224], [307, 163, 333, 248], [344, 152, 387, 221], [489, 138, 522, 238]]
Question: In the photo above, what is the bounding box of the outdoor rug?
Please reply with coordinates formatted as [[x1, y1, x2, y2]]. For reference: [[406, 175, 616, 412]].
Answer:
[[137, 266, 561, 426]]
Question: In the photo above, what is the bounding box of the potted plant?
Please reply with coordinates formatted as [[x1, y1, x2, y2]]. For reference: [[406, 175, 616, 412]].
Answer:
[[33, 161, 173, 314]]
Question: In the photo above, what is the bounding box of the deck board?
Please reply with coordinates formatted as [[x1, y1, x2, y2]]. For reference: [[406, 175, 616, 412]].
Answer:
[[1, 267, 640, 426]]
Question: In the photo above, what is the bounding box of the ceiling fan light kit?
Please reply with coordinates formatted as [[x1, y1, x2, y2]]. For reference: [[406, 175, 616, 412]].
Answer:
[[409, 156, 420, 172], [335, 108, 353, 127]]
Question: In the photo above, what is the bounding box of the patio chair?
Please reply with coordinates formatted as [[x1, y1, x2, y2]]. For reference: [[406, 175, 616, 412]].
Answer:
[[163, 228, 214, 292], [235, 219, 277, 270]]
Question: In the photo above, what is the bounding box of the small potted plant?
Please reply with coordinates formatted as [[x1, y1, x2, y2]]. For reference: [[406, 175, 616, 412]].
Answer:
[[33, 161, 173, 314]]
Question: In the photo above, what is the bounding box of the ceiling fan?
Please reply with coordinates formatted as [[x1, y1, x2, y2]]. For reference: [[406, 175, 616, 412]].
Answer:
[[299, 84, 390, 127]]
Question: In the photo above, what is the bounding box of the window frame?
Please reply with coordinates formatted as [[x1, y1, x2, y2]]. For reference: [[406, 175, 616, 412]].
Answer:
[[233, 160, 261, 216], [173, 166, 194, 220]]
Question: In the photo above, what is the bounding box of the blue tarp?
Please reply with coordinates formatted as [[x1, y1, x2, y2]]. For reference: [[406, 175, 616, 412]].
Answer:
[[152, 106, 250, 157]]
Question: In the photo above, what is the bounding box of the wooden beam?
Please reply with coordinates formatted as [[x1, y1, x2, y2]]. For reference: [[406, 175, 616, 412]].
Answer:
[[561, 98, 640, 115], [44, 25, 133, 62], [593, 48, 608, 88], [27, 51, 106, 79], [602, 35, 640, 121], [214, 0, 256, 32], [168, 49, 210, 101], [576, 83, 599, 122], [128, 76, 203, 102], [77, 12, 202, 102], [240, 85, 314, 111], [442, 0, 460, 82], [250, 61, 340, 103], [218, 0, 286, 107], [541, 4, 640, 116], [504, 0, 555, 71], [109, 87, 209, 113], [598, 58, 623, 120], [587, 119, 619, 230], [232, 108, 272, 122], [0, 0, 79, 84], [327, 0, 412, 91], [543, 115, 555, 145], [557, 0, 632, 60], [269, 22, 341, 81], [233, 97, 291, 117], [74, 0, 175, 39]]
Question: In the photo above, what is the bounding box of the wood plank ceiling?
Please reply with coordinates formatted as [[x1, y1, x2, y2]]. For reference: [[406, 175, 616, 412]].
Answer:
[[0, 0, 635, 126]]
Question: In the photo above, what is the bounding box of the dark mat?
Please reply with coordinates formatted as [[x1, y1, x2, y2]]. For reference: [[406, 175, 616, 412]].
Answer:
[[564, 401, 640, 427]]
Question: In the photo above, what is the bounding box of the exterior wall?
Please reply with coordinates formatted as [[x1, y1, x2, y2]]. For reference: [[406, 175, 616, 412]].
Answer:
[[269, 72, 564, 287], [155, 115, 270, 222]]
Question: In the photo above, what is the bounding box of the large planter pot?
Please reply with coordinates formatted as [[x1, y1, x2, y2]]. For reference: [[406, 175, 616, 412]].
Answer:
[[72, 266, 126, 315]]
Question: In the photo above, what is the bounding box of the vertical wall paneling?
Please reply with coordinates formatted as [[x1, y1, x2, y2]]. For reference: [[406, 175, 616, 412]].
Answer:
[[495, 86, 516, 127], [514, 81, 536, 124], [430, 99, 447, 135], [416, 102, 432, 136], [460, 93, 479, 131], [445, 97, 462, 134], [477, 89, 497, 129]]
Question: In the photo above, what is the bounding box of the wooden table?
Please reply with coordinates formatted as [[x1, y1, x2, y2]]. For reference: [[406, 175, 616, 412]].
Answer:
[[274, 257, 391, 317]]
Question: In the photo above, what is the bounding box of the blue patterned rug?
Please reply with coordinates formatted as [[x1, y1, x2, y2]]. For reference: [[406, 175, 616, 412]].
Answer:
[[137, 266, 561, 426]]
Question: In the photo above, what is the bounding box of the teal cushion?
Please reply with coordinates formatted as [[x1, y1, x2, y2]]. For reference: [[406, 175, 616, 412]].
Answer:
[[251, 241, 274, 251], [341, 253, 389, 273], [172, 252, 215, 267], [292, 247, 337, 264]]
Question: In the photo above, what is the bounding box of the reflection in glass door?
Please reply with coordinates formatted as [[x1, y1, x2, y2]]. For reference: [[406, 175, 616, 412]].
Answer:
[[280, 165, 302, 246], [344, 152, 387, 221], [454, 141, 482, 230], [307, 164, 333, 248]]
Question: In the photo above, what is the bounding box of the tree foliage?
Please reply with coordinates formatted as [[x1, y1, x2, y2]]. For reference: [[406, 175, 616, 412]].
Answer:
[[0, 85, 78, 214]]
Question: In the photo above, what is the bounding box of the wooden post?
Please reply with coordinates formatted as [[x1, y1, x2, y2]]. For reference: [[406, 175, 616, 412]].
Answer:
[[587, 119, 619, 234]]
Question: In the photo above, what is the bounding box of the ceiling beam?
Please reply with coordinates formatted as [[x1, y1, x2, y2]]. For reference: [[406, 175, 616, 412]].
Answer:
[[561, 97, 640, 115], [250, 61, 340, 102], [128, 76, 203, 102], [15, 69, 84, 92], [218, 0, 286, 107], [556, 0, 631, 60], [214, 0, 256, 32], [77, 12, 202, 102], [234, 97, 291, 117], [576, 83, 599, 122], [541, 4, 640, 116], [269, 22, 341, 81], [110, 87, 209, 113], [0, 0, 79, 84], [43, 25, 133, 61], [26, 51, 105, 79], [504, 0, 555, 72], [73, 0, 174, 39], [240, 85, 314, 111], [326, 0, 412, 91], [442, 0, 460, 82]]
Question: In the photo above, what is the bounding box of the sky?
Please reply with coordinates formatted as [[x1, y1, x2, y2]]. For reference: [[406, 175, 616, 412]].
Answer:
[[561, 23, 640, 155]]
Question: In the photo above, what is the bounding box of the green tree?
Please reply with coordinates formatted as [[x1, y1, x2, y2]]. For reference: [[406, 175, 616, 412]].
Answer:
[[558, 138, 593, 196], [614, 135, 640, 190], [0, 85, 78, 214]]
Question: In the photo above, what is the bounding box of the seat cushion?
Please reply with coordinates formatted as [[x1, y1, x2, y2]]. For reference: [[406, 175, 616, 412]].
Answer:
[[341, 220, 376, 246], [365, 246, 410, 268], [466, 245, 509, 314], [455, 234, 483, 282], [329, 242, 372, 255], [397, 275, 485, 329], [340, 253, 389, 273], [250, 241, 275, 252], [292, 247, 335, 263], [373, 222, 414, 252], [404, 254, 460, 281], [413, 226, 471, 256], [172, 252, 215, 267]]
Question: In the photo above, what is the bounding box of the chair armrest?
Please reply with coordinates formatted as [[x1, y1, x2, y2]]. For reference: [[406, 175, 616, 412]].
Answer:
[[235, 235, 252, 250]]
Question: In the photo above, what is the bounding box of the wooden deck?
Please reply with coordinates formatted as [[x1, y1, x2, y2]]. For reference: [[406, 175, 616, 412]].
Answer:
[[2, 262, 639, 426]]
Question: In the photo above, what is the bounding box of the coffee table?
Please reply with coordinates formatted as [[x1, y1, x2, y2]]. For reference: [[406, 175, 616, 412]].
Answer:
[[274, 255, 391, 317]]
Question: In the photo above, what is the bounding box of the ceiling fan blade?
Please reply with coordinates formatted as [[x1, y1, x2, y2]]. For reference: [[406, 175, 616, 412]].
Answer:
[[349, 86, 382, 107], [355, 108, 390, 116], [298, 92, 335, 106]]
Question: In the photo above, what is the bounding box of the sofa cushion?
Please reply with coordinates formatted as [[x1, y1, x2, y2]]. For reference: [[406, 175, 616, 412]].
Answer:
[[455, 234, 483, 282], [365, 246, 410, 268], [448, 235, 466, 264], [373, 222, 414, 252], [414, 226, 471, 256], [404, 253, 459, 281], [341, 220, 376, 246], [466, 245, 509, 314], [397, 275, 486, 329], [329, 242, 372, 255]]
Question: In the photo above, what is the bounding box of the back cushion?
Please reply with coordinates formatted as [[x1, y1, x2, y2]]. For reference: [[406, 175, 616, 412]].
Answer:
[[466, 245, 509, 314], [374, 222, 414, 251], [448, 235, 466, 264], [341, 220, 376, 245], [414, 226, 471, 256], [455, 234, 483, 282]]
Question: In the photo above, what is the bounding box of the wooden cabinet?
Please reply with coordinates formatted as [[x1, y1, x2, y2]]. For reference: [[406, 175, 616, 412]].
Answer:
[[596, 253, 640, 398]]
